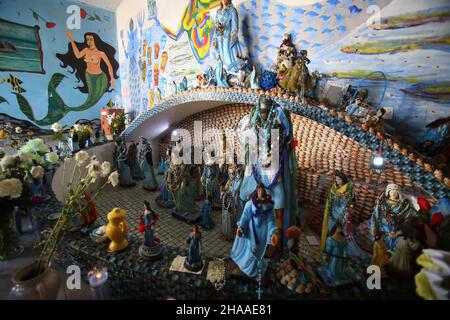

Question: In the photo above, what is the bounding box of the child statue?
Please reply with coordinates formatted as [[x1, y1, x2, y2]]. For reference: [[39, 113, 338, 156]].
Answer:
[[185, 225, 203, 272], [370, 184, 416, 254], [138, 137, 158, 191], [127, 141, 144, 181], [138, 201, 162, 260], [231, 183, 278, 278]]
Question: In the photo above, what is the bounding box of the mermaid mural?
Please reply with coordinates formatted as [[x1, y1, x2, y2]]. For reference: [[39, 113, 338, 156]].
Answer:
[[13, 31, 119, 126]]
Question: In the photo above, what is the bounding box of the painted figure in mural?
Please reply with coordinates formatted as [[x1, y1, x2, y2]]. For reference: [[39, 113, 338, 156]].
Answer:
[[215, 55, 230, 88], [322, 223, 359, 284], [231, 183, 278, 278], [161, 51, 168, 73], [122, 18, 143, 118], [114, 137, 136, 187], [156, 148, 174, 208], [370, 184, 416, 254], [14, 31, 119, 126], [127, 142, 144, 180], [138, 137, 158, 191], [138, 200, 162, 259], [279, 51, 312, 101], [212, 0, 245, 73], [277, 226, 317, 294], [159, 0, 218, 63], [421, 116, 450, 155], [319, 172, 365, 259], [221, 164, 244, 241], [185, 225, 203, 272], [240, 96, 300, 254], [201, 152, 222, 208], [196, 72, 211, 88]]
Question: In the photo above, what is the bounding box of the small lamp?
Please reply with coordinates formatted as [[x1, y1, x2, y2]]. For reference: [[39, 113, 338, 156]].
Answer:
[[371, 138, 385, 174]]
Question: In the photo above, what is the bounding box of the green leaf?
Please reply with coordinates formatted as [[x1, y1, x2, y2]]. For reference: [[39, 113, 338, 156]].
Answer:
[[94, 13, 101, 21], [0, 96, 8, 104], [88, 16, 96, 21]]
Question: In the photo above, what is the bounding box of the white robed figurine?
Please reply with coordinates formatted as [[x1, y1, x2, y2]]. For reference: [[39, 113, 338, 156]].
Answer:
[[231, 183, 278, 278]]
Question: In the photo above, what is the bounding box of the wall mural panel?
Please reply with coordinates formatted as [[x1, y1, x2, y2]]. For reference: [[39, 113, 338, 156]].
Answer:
[[117, 0, 449, 148], [0, 0, 120, 129]]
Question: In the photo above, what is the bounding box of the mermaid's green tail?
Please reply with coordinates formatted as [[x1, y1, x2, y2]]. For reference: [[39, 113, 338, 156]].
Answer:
[[14, 72, 108, 126]]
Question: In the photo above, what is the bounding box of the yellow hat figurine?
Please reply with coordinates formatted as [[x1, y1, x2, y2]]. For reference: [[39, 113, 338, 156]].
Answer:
[[105, 208, 129, 252]]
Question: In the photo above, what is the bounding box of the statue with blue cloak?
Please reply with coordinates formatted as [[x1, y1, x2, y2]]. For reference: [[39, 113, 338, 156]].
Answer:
[[231, 183, 278, 278], [319, 172, 367, 260], [138, 137, 158, 191], [113, 137, 136, 187], [212, 0, 247, 74], [370, 184, 416, 254], [239, 96, 300, 255]]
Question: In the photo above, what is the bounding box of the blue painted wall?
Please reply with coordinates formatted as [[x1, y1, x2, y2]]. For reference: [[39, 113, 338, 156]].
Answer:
[[117, 0, 449, 147]]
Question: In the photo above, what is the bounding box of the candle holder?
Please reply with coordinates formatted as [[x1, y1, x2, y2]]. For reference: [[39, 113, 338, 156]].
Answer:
[[88, 267, 109, 300]]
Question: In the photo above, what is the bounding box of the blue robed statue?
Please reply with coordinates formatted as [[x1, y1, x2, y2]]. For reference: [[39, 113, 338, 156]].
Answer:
[[231, 183, 278, 278], [213, 0, 245, 74]]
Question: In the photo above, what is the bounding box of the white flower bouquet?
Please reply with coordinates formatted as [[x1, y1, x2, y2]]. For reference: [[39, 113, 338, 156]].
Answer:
[[37, 150, 119, 271]]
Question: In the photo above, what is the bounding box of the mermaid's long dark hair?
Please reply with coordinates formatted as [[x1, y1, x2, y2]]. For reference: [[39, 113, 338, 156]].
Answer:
[[56, 32, 119, 94]]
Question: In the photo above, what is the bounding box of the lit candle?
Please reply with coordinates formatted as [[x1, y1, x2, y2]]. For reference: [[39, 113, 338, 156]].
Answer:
[[88, 267, 109, 299]]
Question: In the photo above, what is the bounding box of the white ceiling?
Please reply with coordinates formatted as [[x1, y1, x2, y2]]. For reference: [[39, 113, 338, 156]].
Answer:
[[75, 0, 123, 12]]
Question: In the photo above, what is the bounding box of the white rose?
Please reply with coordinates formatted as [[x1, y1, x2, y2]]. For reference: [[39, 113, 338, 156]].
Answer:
[[73, 124, 82, 131], [86, 159, 102, 182], [51, 123, 62, 133], [45, 152, 59, 164], [0, 178, 22, 199], [75, 151, 89, 166], [107, 171, 119, 187], [15, 127, 23, 134], [31, 165, 45, 179], [1, 155, 17, 169], [18, 152, 32, 164], [101, 161, 111, 177]]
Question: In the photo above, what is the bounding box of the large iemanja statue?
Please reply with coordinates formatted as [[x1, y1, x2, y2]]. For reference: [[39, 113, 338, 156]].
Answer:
[[240, 96, 300, 254]]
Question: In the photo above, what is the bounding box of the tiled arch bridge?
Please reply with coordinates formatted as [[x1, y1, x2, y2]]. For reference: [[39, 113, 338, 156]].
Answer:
[[123, 88, 449, 239]]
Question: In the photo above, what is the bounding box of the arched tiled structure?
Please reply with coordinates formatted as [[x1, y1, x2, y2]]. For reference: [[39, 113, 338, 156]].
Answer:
[[124, 88, 449, 203], [156, 103, 444, 250]]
